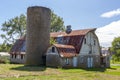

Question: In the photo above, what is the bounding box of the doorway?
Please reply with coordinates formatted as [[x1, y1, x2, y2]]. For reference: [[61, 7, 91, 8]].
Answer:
[[73, 57, 77, 67], [87, 57, 93, 68]]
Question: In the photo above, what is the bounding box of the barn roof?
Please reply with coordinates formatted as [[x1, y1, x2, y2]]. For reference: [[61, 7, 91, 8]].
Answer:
[[53, 44, 78, 58], [10, 35, 26, 54], [10, 39, 25, 54], [10, 28, 96, 56], [50, 28, 96, 37], [50, 28, 96, 58]]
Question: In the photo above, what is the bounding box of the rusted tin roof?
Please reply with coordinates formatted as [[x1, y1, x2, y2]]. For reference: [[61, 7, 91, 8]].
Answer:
[[53, 44, 78, 57], [10, 28, 96, 57], [50, 28, 96, 58], [50, 28, 96, 37]]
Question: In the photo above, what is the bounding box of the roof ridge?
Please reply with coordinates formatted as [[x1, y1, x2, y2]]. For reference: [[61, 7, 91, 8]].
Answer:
[[50, 28, 96, 37]]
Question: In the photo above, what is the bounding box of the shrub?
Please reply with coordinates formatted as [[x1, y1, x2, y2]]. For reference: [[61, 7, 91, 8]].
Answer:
[[0, 56, 10, 64]]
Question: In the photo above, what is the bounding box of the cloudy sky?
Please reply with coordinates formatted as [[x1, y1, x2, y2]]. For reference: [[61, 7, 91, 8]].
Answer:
[[0, 0, 120, 47]]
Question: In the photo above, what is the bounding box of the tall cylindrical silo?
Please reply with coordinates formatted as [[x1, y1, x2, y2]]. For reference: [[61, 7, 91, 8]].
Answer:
[[26, 6, 51, 65]]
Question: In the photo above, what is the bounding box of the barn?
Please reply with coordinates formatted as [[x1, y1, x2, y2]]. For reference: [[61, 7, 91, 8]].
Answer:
[[9, 36, 26, 63], [46, 28, 101, 68], [9, 28, 103, 68]]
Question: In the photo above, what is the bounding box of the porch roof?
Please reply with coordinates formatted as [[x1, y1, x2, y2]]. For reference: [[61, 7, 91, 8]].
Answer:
[[53, 44, 78, 58]]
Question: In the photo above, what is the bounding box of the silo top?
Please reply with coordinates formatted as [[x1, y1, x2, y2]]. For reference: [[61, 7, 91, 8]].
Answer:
[[27, 6, 51, 12]]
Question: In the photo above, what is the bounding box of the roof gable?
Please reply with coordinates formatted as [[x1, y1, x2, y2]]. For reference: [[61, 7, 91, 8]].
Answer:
[[10, 39, 25, 53]]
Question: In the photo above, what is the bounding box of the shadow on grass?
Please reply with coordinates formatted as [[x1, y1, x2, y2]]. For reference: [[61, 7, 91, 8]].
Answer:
[[62, 67, 117, 72], [10, 65, 46, 71], [81, 67, 107, 72]]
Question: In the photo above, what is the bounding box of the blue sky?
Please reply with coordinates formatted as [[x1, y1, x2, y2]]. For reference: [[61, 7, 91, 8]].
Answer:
[[0, 0, 120, 47]]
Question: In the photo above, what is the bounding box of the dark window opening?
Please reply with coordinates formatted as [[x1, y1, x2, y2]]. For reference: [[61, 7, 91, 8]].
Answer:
[[52, 47, 55, 52], [89, 51, 92, 54], [15, 54, 17, 59], [21, 54, 24, 59], [66, 58, 69, 65], [84, 38, 86, 44], [11, 54, 14, 58], [57, 37, 63, 44], [94, 40, 96, 45]]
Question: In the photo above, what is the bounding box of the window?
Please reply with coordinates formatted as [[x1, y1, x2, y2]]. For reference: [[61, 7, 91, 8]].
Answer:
[[15, 54, 17, 59], [65, 58, 69, 65], [57, 37, 63, 44], [107, 57, 109, 61], [11, 54, 14, 58], [84, 38, 86, 44], [89, 50, 92, 54], [17, 55, 20, 59], [21, 54, 24, 59], [52, 47, 55, 53], [94, 40, 96, 45], [96, 56, 98, 62], [80, 56, 84, 63]]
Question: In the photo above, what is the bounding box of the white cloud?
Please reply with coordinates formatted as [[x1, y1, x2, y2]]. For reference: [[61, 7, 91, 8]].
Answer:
[[101, 8, 120, 18], [95, 20, 120, 47]]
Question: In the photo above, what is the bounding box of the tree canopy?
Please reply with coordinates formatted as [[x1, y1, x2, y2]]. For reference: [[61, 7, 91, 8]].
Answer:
[[0, 11, 65, 52], [0, 11, 65, 45], [110, 37, 120, 61], [51, 11, 65, 32], [1, 14, 26, 44]]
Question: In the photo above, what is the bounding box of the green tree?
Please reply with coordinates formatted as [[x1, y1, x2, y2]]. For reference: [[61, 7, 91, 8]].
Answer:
[[1, 14, 26, 44], [50, 38, 56, 45], [110, 37, 120, 62], [0, 43, 12, 52], [51, 11, 65, 32], [1, 12, 65, 45]]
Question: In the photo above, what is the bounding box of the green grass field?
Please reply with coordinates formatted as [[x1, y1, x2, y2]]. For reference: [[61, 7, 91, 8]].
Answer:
[[0, 64, 120, 80]]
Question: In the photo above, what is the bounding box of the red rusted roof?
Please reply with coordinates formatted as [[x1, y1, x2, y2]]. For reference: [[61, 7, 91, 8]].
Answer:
[[10, 28, 96, 56], [53, 44, 78, 57], [50, 28, 96, 37], [50, 28, 96, 57]]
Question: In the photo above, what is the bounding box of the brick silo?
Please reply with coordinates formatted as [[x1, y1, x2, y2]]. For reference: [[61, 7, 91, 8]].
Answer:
[[26, 6, 51, 65]]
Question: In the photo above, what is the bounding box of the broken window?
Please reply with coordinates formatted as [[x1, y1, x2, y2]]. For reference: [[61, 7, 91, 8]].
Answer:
[[57, 37, 63, 44]]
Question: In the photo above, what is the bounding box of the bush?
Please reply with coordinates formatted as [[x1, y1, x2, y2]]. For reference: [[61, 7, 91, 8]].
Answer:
[[0, 56, 10, 64]]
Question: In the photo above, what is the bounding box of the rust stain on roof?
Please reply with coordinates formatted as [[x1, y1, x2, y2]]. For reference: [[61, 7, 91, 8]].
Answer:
[[50, 28, 96, 37], [50, 28, 96, 58], [53, 44, 78, 58], [10, 28, 96, 58]]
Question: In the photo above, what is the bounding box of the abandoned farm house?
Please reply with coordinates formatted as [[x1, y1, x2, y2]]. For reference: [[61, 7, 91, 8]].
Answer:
[[9, 28, 110, 68]]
